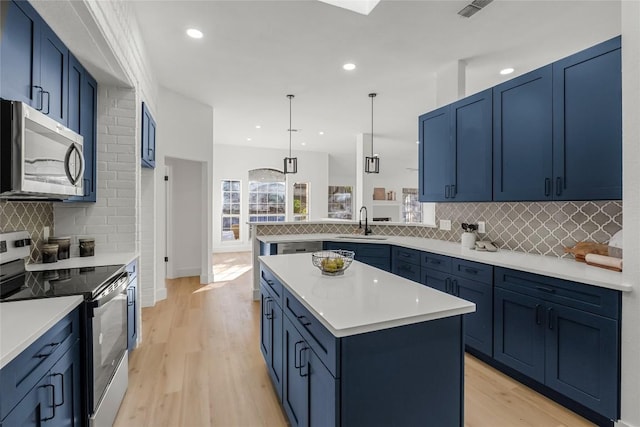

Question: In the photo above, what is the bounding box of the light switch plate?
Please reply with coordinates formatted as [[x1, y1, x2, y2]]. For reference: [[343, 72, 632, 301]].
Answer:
[[477, 221, 486, 234], [439, 219, 452, 231]]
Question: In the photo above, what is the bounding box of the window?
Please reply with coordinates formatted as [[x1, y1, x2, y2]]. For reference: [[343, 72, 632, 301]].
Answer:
[[293, 183, 309, 221], [248, 169, 286, 222], [328, 186, 353, 219], [221, 180, 241, 241], [402, 188, 422, 223]]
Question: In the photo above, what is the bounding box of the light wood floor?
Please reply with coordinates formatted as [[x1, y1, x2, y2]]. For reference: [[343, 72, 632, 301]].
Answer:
[[113, 252, 594, 427]]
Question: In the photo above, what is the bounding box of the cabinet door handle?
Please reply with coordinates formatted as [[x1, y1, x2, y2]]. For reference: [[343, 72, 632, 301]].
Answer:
[[450, 184, 456, 198], [52, 373, 64, 408], [41, 383, 56, 421], [535, 286, 556, 294], [535, 304, 542, 325], [34, 85, 44, 111], [464, 268, 478, 275], [294, 341, 309, 377], [445, 185, 450, 199], [555, 177, 562, 197], [547, 307, 554, 330], [445, 278, 451, 293], [545, 178, 551, 197], [297, 315, 311, 326], [264, 298, 273, 320], [453, 279, 459, 296], [83, 178, 90, 197], [127, 288, 134, 306], [299, 347, 309, 377]]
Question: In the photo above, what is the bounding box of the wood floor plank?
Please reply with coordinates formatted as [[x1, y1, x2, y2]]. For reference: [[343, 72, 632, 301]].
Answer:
[[113, 251, 594, 427]]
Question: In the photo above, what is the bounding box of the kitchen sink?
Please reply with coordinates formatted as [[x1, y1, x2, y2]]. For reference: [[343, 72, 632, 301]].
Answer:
[[335, 235, 388, 241]]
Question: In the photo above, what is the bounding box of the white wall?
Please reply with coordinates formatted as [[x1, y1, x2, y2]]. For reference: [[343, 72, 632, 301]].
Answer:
[[156, 87, 214, 286], [619, 2, 640, 427], [165, 158, 202, 278], [212, 144, 329, 252], [329, 153, 356, 188]]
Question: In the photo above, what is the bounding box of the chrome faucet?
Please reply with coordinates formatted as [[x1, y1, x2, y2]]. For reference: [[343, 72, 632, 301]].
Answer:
[[359, 206, 372, 236]]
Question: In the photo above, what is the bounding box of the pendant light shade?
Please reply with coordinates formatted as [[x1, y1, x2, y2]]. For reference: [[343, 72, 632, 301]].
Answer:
[[284, 94, 298, 174], [365, 93, 379, 174]]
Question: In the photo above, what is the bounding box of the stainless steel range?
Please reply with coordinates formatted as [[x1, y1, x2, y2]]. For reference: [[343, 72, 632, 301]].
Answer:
[[0, 231, 129, 427]]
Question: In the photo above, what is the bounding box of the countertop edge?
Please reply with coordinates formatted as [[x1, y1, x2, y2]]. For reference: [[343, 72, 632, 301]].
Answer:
[[1, 295, 84, 369], [257, 234, 630, 292]]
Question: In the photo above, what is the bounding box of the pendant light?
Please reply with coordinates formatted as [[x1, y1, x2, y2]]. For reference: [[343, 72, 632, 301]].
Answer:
[[365, 92, 379, 174], [284, 94, 298, 174]]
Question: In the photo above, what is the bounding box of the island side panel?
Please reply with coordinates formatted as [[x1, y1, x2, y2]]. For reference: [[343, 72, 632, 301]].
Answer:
[[340, 316, 464, 427]]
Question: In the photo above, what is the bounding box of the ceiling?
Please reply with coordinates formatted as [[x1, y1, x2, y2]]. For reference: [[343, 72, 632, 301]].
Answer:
[[127, 1, 620, 159]]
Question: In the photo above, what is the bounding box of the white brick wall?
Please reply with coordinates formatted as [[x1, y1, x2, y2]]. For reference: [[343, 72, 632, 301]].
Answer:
[[54, 87, 139, 256]]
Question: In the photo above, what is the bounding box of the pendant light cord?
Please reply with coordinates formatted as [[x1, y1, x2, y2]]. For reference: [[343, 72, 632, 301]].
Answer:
[[369, 93, 376, 156], [287, 94, 294, 157]]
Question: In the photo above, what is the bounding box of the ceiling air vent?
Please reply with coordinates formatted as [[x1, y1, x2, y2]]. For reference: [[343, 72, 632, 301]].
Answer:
[[458, 0, 494, 18]]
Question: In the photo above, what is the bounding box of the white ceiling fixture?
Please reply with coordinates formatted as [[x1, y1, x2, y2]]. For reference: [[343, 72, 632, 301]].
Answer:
[[255, 125, 261, 129], [458, 0, 494, 18], [343, 63, 356, 71], [186, 28, 203, 39], [247, 137, 252, 141], [500, 67, 515, 75], [318, 0, 381, 16]]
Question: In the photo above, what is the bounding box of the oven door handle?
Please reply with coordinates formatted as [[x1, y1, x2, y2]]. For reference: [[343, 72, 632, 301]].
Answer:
[[93, 273, 129, 307]]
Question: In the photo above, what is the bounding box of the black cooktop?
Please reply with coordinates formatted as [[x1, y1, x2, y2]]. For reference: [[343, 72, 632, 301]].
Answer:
[[0, 264, 125, 302]]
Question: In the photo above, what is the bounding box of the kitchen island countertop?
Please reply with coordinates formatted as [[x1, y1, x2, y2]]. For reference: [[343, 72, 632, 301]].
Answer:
[[259, 253, 475, 337], [0, 295, 84, 368]]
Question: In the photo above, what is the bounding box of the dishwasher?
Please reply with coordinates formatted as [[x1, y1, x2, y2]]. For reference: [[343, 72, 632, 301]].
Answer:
[[276, 241, 323, 254]]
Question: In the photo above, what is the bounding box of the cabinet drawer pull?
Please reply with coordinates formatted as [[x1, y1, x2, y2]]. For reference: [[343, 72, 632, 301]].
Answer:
[[452, 279, 459, 296], [464, 268, 478, 275], [52, 373, 64, 407], [401, 252, 410, 258], [35, 342, 60, 359], [535, 304, 542, 325], [555, 177, 562, 196], [545, 178, 551, 197], [34, 85, 44, 111], [41, 384, 56, 421], [42, 90, 51, 115], [445, 278, 451, 293], [297, 315, 311, 326], [430, 259, 441, 265], [547, 307, 554, 330], [535, 286, 556, 293], [445, 185, 450, 199]]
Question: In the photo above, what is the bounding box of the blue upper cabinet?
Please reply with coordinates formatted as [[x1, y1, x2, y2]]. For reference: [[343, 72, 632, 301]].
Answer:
[[552, 36, 622, 201], [419, 106, 451, 202], [0, 1, 68, 126], [451, 89, 493, 202], [419, 90, 492, 202], [0, 0, 41, 106], [493, 66, 553, 201], [141, 102, 157, 168], [67, 54, 98, 202]]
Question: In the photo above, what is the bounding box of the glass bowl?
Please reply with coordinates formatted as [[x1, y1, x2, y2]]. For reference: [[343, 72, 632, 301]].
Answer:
[[311, 250, 355, 276]]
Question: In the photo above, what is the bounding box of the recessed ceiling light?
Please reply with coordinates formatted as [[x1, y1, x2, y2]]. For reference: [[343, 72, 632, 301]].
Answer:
[[500, 67, 515, 75], [255, 125, 261, 129], [247, 137, 252, 141], [301, 142, 307, 146], [343, 63, 356, 71], [186, 28, 203, 39], [319, 131, 324, 135]]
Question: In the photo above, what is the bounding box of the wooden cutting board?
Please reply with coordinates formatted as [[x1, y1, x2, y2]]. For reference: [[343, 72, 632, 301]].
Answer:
[[564, 242, 609, 262]]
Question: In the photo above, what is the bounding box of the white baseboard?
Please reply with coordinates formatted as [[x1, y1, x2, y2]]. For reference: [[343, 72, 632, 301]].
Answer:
[[175, 267, 200, 277], [200, 273, 215, 284], [155, 286, 167, 302]]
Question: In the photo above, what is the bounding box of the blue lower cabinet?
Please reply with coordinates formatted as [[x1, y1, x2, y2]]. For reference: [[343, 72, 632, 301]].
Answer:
[[423, 269, 449, 293], [324, 242, 390, 271], [454, 277, 493, 357], [0, 373, 49, 427], [545, 303, 618, 419], [47, 342, 82, 427], [282, 316, 337, 427], [260, 283, 283, 400]]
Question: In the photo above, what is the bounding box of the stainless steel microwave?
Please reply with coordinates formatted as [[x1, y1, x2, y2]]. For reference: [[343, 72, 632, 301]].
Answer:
[[1, 100, 84, 199]]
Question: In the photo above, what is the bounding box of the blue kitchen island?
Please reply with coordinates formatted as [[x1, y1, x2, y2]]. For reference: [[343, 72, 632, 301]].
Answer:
[[259, 253, 475, 427]]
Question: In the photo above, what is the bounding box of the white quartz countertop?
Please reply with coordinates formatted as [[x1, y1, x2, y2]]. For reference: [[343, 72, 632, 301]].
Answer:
[[259, 253, 476, 337], [0, 296, 83, 368], [257, 234, 630, 292], [26, 252, 138, 271]]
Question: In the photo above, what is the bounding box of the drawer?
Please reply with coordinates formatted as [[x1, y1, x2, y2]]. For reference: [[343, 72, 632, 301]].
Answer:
[[324, 241, 356, 252], [494, 267, 620, 319], [0, 306, 80, 420], [421, 252, 452, 273], [354, 244, 390, 259], [359, 256, 391, 272], [452, 259, 492, 284], [392, 260, 421, 283], [283, 290, 340, 377], [126, 259, 138, 281], [392, 246, 421, 265], [260, 265, 283, 303]]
